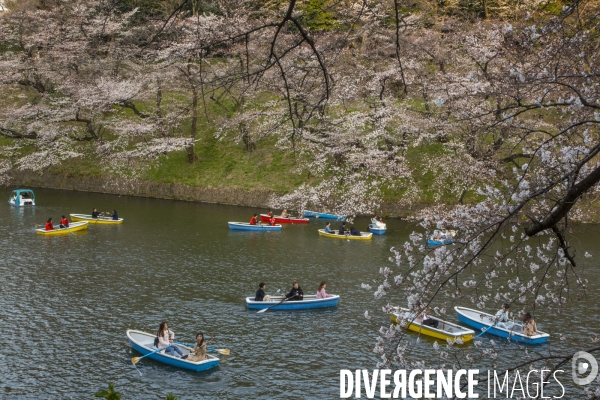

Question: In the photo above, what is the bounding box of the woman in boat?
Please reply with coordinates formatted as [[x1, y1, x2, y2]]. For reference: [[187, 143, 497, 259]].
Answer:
[[522, 312, 537, 336], [494, 303, 511, 326], [255, 282, 271, 301], [92, 208, 100, 218], [45, 218, 54, 230], [156, 322, 184, 358], [267, 210, 273, 217], [59, 215, 70, 228], [376, 217, 386, 228], [324, 222, 334, 234], [371, 215, 378, 226], [350, 226, 361, 236], [281, 209, 289, 218], [111, 210, 118, 220], [268, 216, 276, 226], [185, 332, 209, 361], [338, 222, 347, 235], [249, 214, 258, 225], [286, 281, 304, 301], [316, 281, 333, 299]]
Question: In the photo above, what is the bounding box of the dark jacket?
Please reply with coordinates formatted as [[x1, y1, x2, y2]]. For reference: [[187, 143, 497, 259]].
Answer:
[[111, 212, 118, 220], [92, 210, 100, 218], [255, 288, 265, 301], [338, 225, 346, 235], [286, 286, 304, 301], [350, 227, 361, 236]]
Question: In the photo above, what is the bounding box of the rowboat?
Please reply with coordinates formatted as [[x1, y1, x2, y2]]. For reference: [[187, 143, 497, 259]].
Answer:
[[455, 306, 550, 344], [8, 189, 35, 206], [427, 230, 455, 246], [228, 222, 282, 231], [368, 224, 386, 235], [302, 210, 346, 220], [391, 307, 474, 343], [259, 214, 309, 224], [70, 214, 124, 224], [36, 221, 88, 235], [126, 330, 219, 372], [246, 295, 340, 310], [318, 229, 372, 240]]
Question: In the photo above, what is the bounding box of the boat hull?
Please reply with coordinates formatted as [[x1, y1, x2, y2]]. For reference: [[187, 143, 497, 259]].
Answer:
[[127, 330, 219, 372], [455, 307, 550, 344], [368, 224, 386, 235], [36, 221, 88, 235], [303, 211, 346, 220], [318, 229, 372, 240], [228, 222, 282, 231], [427, 239, 453, 246], [259, 214, 309, 224], [246, 295, 340, 310], [70, 214, 124, 224], [391, 308, 474, 342]]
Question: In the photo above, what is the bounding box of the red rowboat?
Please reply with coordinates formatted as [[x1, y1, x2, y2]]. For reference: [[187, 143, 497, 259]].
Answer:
[[260, 214, 309, 224]]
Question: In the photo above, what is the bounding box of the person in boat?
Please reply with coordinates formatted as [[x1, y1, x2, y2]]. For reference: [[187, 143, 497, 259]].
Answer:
[[92, 208, 100, 218], [267, 210, 273, 217], [338, 222, 347, 235], [316, 281, 333, 299], [522, 312, 537, 336], [494, 303, 513, 329], [285, 281, 304, 301], [350, 226, 361, 236], [111, 210, 118, 220], [268, 216, 277, 226], [184, 332, 209, 361], [255, 282, 271, 301], [281, 209, 289, 218], [371, 215, 378, 226], [324, 222, 334, 234], [45, 217, 54, 231], [418, 307, 439, 329], [156, 322, 184, 358], [59, 215, 70, 228], [249, 214, 258, 225], [376, 217, 386, 228]]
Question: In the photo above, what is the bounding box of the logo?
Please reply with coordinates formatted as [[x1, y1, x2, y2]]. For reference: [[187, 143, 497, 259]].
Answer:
[[572, 351, 598, 386]]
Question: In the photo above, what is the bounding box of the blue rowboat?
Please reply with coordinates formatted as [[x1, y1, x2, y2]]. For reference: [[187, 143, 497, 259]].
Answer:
[[368, 224, 386, 235], [8, 189, 35, 206], [427, 230, 456, 246], [302, 210, 346, 220], [246, 295, 340, 310], [228, 222, 282, 231], [127, 330, 219, 372], [455, 307, 550, 345]]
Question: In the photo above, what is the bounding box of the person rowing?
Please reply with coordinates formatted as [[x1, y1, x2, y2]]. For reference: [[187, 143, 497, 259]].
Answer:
[[494, 303, 512, 329], [45, 217, 54, 231], [60, 215, 70, 228], [91, 208, 100, 218], [338, 222, 347, 235], [183, 332, 212, 361], [281, 209, 289, 218], [249, 214, 258, 225], [285, 281, 304, 301], [268, 216, 277, 226], [110, 210, 119, 220]]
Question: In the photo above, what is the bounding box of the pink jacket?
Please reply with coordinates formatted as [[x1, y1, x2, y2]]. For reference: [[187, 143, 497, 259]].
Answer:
[[316, 288, 333, 299], [158, 329, 174, 348]]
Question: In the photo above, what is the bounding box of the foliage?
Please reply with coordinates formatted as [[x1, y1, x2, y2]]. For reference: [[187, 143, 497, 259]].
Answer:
[[94, 382, 121, 400]]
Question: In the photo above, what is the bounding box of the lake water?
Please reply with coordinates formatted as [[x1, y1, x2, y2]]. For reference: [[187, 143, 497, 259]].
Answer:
[[0, 188, 598, 399]]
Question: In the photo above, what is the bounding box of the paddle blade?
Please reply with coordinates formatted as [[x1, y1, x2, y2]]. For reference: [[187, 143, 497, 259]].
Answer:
[[257, 308, 268, 313], [131, 357, 141, 364], [217, 349, 230, 355]]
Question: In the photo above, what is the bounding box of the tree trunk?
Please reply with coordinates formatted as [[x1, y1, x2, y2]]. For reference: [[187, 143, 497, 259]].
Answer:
[[188, 88, 198, 163]]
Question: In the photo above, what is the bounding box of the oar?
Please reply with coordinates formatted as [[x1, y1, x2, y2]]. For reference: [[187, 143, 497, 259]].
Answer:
[[475, 318, 497, 338], [173, 342, 230, 355], [132, 347, 164, 364], [257, 297, 288, 313]]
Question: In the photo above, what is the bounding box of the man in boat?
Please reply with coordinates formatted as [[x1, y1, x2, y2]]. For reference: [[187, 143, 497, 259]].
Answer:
[[419, 307, 439, 328], [111, 210, 119, 220], [324, 222, 334, 233], [267, 210, 273, 217], [371, 215, 378, 226], [285, 281, 304, 301], [59, 215, 70, 228], [255, 283, 271, 301], [45, 217, 54, 230], [350, 226, 361, 236], [268, 216, 277, 226], [281, 209, 289, 218], [249, 214, 258, 225], [338, 222, 347, 235], [494, 303, 512, 328], [92, 208, 100, 218]]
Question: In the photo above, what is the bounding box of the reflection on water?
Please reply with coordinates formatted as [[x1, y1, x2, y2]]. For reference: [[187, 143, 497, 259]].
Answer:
[[0, 188, 598, 398]]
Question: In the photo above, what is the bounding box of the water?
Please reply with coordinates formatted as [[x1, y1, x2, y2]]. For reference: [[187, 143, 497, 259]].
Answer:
[[0, 188, 598, 399]]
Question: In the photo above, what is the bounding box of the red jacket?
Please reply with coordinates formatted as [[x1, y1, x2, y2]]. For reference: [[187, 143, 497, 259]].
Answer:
[[269, 218, 276, 226], [45, 222, 54, 230], [61, 218, 69, 227], [249, 216, 257, 225]]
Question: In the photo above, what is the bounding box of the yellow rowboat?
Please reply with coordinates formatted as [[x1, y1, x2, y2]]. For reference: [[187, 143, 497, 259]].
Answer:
[[390, 307, 474, 343], [70, 214, 123, 224], [36, 221, 88, 236], [317, 229, 372, 241]]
